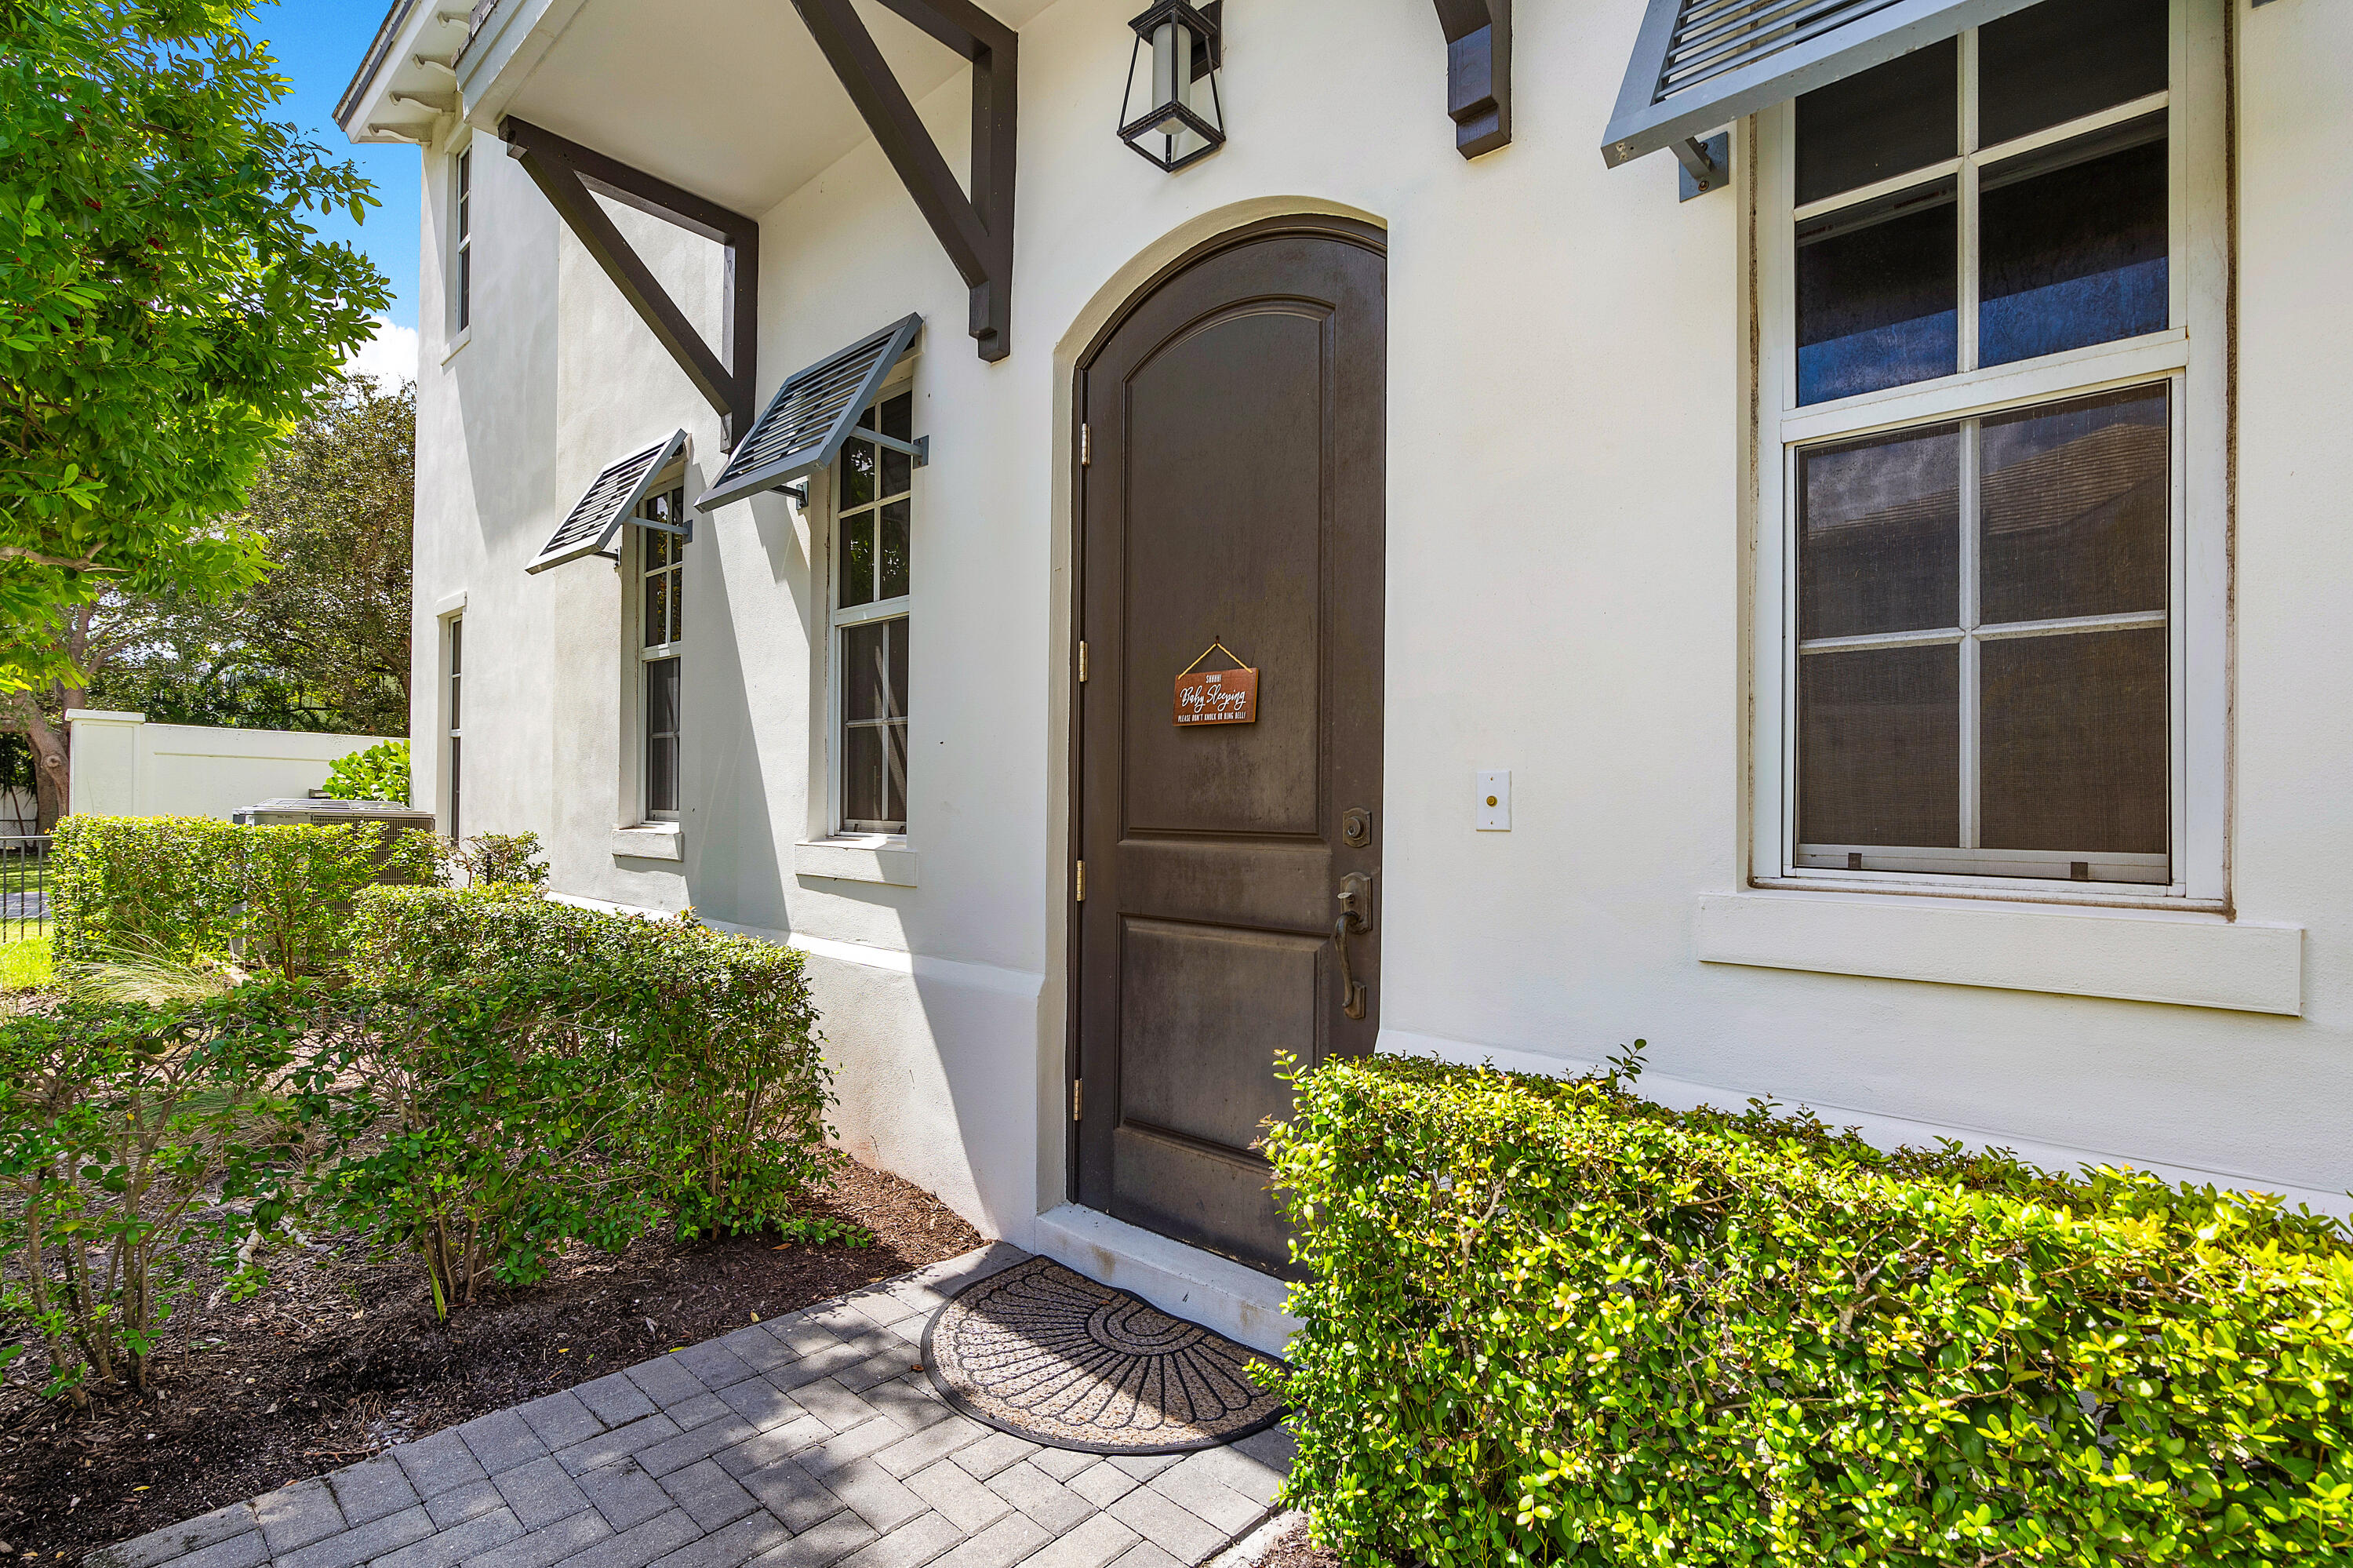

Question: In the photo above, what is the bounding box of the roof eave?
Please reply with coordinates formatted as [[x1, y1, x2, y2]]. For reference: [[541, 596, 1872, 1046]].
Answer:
[[336, 0, 420, 133]]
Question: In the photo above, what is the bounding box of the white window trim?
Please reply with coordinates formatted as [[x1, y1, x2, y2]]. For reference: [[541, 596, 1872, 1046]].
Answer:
[[820, 369, 918, 844], [620, 471, 688, 833], [1749, 0, 2230, 908], [447, 136, 475, 351], [440, 608, 464, 842]]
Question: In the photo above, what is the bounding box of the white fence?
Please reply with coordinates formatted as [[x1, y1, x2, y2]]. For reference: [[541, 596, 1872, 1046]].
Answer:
[[65, 710, 401, 820]]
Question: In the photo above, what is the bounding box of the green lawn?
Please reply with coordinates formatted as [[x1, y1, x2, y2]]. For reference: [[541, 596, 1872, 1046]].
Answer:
[[1, 926, 55, 991]]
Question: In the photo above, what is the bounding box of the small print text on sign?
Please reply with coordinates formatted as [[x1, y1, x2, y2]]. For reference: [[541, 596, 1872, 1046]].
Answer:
[[1175, 666, 1259, 725]]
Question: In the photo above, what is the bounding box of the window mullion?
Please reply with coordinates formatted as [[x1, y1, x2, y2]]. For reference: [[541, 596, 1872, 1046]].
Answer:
[[1957, 27, 1981, 377], [1958, 417, 1983, 853]]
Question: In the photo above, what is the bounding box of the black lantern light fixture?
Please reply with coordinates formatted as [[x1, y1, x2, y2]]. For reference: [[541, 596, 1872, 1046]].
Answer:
[[1118, 1, 1224, 173]]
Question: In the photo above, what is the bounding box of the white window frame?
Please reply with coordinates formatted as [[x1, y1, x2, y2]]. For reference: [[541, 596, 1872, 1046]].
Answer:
[[825, 373, 917, 841], [452, 142, 474, 338], [443, 610, 464, 841], [625, 476, 688, 827], [1751, 0, 2228, 908]]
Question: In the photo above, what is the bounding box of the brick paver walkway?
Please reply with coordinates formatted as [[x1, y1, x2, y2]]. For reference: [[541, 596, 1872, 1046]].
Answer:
[[94, 1246, 1293, 1568]]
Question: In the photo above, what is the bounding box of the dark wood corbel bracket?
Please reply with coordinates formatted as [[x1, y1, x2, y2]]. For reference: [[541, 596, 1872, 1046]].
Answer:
[[791, 0, 1016, 362], [500, 118, 762, 448], [1433, 0, 1511, 158]]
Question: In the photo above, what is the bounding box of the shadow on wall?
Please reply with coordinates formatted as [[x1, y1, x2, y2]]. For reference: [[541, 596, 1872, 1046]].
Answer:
[[678, 497, 781, 927], [667, 487, 1038, 1239]]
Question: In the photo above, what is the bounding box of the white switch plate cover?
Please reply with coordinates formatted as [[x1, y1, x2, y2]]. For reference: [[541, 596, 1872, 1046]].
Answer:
[[1476, 769, 1511, 831]]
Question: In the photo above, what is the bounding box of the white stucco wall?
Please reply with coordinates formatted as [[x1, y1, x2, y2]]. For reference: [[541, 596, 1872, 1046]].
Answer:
[[392, 0, 2353, 1240]]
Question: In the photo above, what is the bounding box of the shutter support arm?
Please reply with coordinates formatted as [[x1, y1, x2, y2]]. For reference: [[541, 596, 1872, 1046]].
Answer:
[[501, 118, 762, 447], [1432, 0, 1511, 158], [791, 0, 1017, 362], [1671, 132, 1727, 198]]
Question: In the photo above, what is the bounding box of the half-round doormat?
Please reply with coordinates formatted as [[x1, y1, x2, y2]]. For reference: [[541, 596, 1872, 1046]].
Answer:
[[921, 1256, 1286, 1454]]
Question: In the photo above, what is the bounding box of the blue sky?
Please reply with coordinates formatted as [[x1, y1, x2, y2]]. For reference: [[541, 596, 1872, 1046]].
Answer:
[[252, 1, 423, 334]]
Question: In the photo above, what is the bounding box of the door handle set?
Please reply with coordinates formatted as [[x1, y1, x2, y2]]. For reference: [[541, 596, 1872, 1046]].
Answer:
[[1333, 871, 1373, 1021]]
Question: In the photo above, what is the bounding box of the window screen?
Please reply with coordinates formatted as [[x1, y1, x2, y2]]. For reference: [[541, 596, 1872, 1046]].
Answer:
[[1796, 385, 2171, 882]]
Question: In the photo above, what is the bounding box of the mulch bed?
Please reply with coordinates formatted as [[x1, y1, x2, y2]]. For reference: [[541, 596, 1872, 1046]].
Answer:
[[0, 1157, 983, 1563], [1256, 1515, 1341, 1568]]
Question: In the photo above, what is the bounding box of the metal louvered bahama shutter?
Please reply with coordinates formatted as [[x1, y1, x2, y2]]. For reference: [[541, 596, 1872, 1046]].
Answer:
[[695, 315, 924, 513], [526, 429, 690, 574], [1601, 0, 2043, 169]]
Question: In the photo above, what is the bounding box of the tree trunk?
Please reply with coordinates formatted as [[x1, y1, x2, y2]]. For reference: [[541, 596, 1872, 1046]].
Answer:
[[24, 700, 76, 831], [13, 602, 102, 831]]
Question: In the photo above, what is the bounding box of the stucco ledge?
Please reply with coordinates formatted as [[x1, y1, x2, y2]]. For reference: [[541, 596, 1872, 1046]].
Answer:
[[610, 824, 683, 862], [794, 838, 918, 888], [1695, 892, 2303, 1016]]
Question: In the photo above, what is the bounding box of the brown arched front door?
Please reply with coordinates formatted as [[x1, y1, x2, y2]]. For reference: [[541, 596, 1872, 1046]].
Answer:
[[1072, 218, 1387, 1276]]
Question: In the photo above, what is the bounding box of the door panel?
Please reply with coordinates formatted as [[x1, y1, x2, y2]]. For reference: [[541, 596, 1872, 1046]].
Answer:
[[1117, 919, 1321, 1151], [1109, 1124, 1297, 1275], [1075, 220, 1387, 1277], [1121, 304, 1330, 838]]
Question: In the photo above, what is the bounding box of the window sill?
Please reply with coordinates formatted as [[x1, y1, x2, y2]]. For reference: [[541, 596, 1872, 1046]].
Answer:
[[612, 823, 683, 862], [794, 837, 918, 887], [440, 325, 472, 366], [1695, 891, 2301, 1015]]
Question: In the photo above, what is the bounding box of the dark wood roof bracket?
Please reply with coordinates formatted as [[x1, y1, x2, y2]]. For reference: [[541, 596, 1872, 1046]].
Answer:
[[500, 117, 762, 448], [1434, 0, 1511, 158], [791, 0, 1016, 362]]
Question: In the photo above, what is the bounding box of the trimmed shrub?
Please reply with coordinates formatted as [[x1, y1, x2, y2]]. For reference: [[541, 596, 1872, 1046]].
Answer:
[[52, 814, 443, 976], [1266, 1052, 2353, 1567], [325, 886, 842, 1310], [306, 977, 663, 1315], [51, 817, 244, 967], [0, 985, 329, 1401], [322, 740, 412, 805]]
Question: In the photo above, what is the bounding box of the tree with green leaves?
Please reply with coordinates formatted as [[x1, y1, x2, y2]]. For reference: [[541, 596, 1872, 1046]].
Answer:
[[5, 377, 416, 824], [0, 0, 390, 704], [230, 374, 414, 733]]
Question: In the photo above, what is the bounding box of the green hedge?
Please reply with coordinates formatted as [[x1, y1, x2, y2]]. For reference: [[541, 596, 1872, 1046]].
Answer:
[[1266, 1053, 2353, 1566], [325, 886, 842, 1308], [52, 814, 442, 975]]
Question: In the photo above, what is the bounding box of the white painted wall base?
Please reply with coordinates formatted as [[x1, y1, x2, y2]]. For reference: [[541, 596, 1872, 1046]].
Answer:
[[1031, 1203, 1300, 1359]]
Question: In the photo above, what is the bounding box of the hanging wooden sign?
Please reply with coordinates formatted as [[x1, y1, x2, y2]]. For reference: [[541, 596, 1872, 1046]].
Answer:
[[1174, 642, 1259, 726]]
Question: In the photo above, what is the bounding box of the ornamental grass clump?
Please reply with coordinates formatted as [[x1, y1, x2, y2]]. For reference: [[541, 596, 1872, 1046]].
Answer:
[[1265, 1051, 2353, 1567]]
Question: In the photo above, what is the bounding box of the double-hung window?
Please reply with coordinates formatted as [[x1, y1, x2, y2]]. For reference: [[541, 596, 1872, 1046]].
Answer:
[[637, 487, 686, 820], [453, 146, 473, 335], [446, 615, 464, 840], [1756, 0, 2226, 900], [831, 391, 914, 835]]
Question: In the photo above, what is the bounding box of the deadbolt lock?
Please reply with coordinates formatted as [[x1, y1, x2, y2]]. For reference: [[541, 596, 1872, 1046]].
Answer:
[[1342, 807, 1373, 848]]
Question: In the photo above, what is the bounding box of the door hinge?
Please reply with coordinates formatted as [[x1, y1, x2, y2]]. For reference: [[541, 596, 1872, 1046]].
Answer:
[[1072, 1077, 1083, 1122], [1075, 860, 1086, 902], [1077, 640, 1088, 682], [1080, 423, 1091, 466]]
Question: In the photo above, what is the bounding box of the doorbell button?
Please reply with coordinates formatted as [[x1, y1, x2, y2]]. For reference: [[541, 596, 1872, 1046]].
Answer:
[[1476, 770, 1511, 831]]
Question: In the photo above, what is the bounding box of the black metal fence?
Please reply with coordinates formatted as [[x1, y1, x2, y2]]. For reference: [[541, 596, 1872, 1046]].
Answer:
[[0, 834, 51, 943]]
